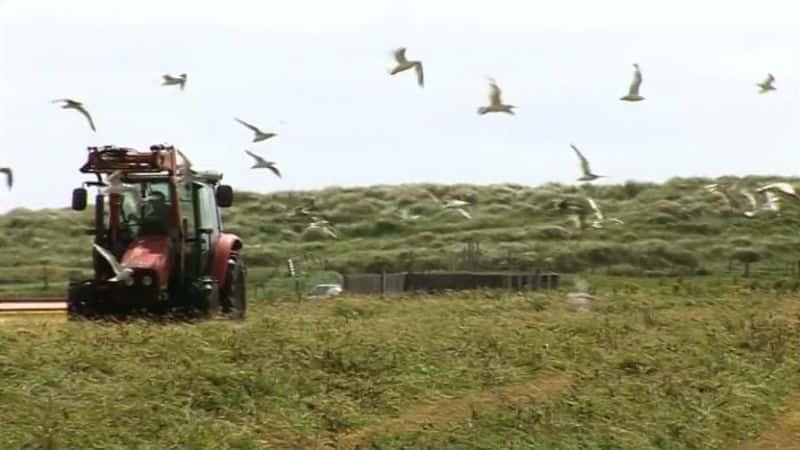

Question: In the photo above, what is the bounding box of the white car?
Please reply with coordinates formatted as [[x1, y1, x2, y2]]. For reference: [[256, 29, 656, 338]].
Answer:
[[308, 283, 343, 299]]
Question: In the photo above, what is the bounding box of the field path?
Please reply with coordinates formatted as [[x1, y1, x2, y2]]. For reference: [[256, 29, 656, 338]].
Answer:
[[731, 393, 800, 450], [333, 372, 572, 448]]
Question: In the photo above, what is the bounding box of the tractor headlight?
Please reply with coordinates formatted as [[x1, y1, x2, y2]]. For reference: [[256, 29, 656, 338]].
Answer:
[[141, 275, 153, 287]]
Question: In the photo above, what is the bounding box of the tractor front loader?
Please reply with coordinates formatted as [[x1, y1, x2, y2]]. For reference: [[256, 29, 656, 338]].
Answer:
[[67, 145, 246, 319]]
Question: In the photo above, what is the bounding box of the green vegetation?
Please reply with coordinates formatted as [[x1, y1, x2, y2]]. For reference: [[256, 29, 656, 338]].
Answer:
[[3, 280, 800, 448], [4, 178, 800, 448], [2, 176, 799, 292]]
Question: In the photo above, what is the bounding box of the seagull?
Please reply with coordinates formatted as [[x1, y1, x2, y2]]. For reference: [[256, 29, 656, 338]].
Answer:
[[757, 74, 776, 94], [235, 118, 277, 143], [427, 192, 472, 219], [176, 149, 195, 182], [305, 220, 338, 239], [52, 99, 96, 131], [162, 73, 187, 90], [245, 150, 281, 178], [389, 47, 424, 87], [398, 209, 421, 221], [571, 144, 604, 182], [619, 63, 645, 102], [756, 182, 799, 199], [739, 188, 781, 217], [587, 197, 624, 228], [93, 243, 134, 284], [0, 167, 12, 190], [102, 170, 143, 209], [478, 78, 515, 115]]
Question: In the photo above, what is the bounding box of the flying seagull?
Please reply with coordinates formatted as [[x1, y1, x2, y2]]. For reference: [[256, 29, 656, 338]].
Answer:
[[235, 118, 277, 143], [52, 99, 96, 131], [93, 243, 134, 284], [162, 73, 187, 90], [619, 63, 645, 102], [478, 78, 515, 115], [756, 74, 776, 94], [389, 47, 424, 87], [571, 144, 604, 182], [586, 197, 624, 228], [245, 150, 281, 178], [427, 192, 472, 219], [0, 167, 12, 190], [305, 220, 338, 239]]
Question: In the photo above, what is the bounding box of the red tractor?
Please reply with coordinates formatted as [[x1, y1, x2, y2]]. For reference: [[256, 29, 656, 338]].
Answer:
[[68, 145, 246, 319]]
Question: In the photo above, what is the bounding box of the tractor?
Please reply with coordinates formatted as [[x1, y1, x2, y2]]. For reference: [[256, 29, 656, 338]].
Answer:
[[67, 144, 246, 319]]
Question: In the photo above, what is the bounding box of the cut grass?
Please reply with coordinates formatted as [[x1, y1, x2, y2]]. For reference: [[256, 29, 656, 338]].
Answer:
[[3, 280, 800, 448]]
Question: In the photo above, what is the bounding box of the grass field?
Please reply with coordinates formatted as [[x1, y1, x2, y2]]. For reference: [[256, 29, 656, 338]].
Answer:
[[3, 276, 800, 449]]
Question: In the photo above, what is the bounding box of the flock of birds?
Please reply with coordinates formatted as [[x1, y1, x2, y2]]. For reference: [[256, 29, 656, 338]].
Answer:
[[35, 48, 795, 238]]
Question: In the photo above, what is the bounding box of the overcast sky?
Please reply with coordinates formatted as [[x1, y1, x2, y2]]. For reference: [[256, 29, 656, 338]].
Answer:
[[1, 0, 798, 211]]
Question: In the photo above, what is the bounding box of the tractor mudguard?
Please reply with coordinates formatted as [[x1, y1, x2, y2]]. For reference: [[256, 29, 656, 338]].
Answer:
[[211, 233, 242, 285]]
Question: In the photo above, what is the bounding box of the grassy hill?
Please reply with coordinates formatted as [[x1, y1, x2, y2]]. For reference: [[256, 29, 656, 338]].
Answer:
[[2, 175, 800, 295]]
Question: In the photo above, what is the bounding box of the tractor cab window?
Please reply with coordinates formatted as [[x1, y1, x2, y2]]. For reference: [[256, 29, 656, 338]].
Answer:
[[197, 185, 221, 232], [138, 182, 173, 235]]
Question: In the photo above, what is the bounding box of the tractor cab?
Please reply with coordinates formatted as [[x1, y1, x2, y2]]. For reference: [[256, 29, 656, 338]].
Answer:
[[68, 145, 245, 319]]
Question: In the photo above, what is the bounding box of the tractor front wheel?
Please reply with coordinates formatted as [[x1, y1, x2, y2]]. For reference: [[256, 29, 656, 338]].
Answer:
[[221, 253, 246, 320]]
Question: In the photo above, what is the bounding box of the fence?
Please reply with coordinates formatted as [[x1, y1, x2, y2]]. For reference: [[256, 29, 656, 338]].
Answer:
[[343, 271, 559, 295]]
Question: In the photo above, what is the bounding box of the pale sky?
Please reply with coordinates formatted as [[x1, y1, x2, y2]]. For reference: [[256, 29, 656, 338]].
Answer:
[[1, 0, 799, 211]]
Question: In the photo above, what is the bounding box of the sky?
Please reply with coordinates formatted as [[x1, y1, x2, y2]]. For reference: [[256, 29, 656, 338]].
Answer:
[[1, 0, 799, 211]]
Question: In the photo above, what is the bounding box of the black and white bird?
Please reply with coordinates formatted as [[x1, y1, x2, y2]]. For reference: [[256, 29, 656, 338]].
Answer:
[[245, 150, 281, 178], [52, 99, 96, 131], [162, 73, 187, 90], [619, 63, 645, 102], [757, 74, 776, 94], [235, 118, 277, 143], [389, 47, 424, 87], [93, 244, 134, 284], [571, 144, 604, 182], [478, 78, 515, 115]]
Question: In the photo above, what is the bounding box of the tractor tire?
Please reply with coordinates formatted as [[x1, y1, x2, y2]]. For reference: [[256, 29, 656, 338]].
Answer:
[[220, 253, 246, 320], [67, 280, 95, 320]]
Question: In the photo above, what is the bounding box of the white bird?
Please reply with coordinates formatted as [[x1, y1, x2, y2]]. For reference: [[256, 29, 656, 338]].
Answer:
[[763, 191, 782, 212], [235, 118, 277, 143], [427, 192, 472, 219], [175, 149, 195, 182], [305, 221, 338, 239], [757, 74, 776, 94], [740, 189, 759, 217], [571, 144, 605, 182], [389, 47, 424, 87], [162, 73, 187, 90], [478, 78, 515, 115], [93, 244, 134, 284], [619, 63, 644, 102], [0, 167, 12, 190], [452, 208, 472, 220], [756, 182, 798, 199], [398, 209, 421, 221], [587, 197, 624, 228], [245, 150, 281, 178], [52, 98, 96, 131], [740, 189, 780, 217]]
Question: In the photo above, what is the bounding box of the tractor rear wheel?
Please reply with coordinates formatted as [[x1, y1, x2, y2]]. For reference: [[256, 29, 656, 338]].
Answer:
[[220, 253, 246, 320]]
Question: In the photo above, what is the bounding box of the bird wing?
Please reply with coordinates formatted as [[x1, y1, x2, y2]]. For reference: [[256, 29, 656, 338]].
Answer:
[[176, 149, 193, 169], [767, 73, 775, 83], [414, 62, 424, 87], [489, 81, 503, 106], [74, 105, 96, 131], [235, 118, 262, 135], [267, 164, 282, 178], [0, 168, 12, 189], [162, 74, 177, 83], [93, 244, 125, 276], [628, 65, 642, 96], [393, 47, 408, 64], [51, 98, 75, 104], [426, 190, 441, 204], [455, 208, 472, 219], [324, 227, 338, 239], [586, 197, 603, 220], [571, 144, 591, 176], [245, 150, 268, 165], [757, 182, 797, 197]]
